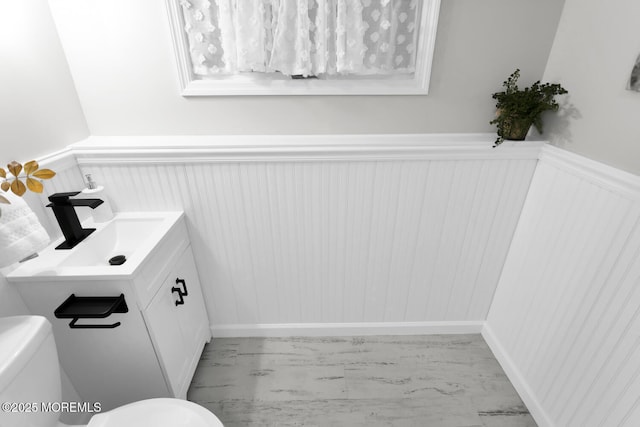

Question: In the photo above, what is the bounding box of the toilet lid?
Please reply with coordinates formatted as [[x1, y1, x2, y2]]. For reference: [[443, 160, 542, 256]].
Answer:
[[87, 398, 223, 427]]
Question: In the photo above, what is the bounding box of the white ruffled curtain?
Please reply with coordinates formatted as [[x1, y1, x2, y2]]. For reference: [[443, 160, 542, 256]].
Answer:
[[180, 0, 420, 77]]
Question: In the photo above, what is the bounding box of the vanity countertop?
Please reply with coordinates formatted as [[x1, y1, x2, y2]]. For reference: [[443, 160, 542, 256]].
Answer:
[[6, 211, 184, 282]]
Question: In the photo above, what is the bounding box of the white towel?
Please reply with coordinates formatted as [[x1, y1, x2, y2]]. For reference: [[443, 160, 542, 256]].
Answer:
[[0, 191, 50, 268]]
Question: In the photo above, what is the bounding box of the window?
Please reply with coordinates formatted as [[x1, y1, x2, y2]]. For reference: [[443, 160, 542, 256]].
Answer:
[[166, 0, 441, 95]]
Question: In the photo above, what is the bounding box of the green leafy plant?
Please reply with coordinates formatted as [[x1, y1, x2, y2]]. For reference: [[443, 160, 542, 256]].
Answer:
[[490, 69, 568, 146], [0, 160, 56, 205]]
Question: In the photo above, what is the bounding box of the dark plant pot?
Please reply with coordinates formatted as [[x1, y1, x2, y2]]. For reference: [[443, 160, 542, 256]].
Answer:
[[502, 116, 532, 141]]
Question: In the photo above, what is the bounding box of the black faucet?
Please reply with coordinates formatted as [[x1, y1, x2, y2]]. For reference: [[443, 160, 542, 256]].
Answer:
[[47, 192, 104, 250]]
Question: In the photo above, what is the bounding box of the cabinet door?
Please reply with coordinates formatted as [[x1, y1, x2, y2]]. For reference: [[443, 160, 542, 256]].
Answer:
[[172, 246, 211, 365], [145, 275, 191, 396], [17, 282, 169, 411]]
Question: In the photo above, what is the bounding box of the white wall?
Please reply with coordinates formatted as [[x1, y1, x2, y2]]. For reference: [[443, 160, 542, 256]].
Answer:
[[0, 0, 87, 322], [0, 1, 87, 416], [0, 0, 87, 361], [542, 0, 640, 175], [485, 146, 640, 426], [0, 0, 88, 161], [48, 0, 564, 136], [485, 2, 640, 423]]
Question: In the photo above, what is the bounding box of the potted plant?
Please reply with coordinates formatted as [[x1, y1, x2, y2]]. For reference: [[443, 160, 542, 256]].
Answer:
[[490, 69, 568, 146]]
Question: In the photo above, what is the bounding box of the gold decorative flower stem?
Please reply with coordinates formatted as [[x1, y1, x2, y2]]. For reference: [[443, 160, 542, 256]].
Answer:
[[0, 160, 56, 205]]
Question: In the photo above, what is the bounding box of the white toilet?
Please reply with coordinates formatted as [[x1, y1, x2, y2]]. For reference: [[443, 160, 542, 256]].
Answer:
[[0, 315, 223, 427]]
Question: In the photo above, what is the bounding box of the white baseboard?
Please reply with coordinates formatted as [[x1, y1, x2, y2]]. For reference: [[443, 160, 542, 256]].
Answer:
[[210, 321, 484, 338], [482, 324, 553, 427]]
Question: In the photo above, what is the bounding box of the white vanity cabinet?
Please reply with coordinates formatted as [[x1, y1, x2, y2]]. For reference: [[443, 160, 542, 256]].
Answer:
[[144, 246, 210, 398], [7, 213, 212, 412]]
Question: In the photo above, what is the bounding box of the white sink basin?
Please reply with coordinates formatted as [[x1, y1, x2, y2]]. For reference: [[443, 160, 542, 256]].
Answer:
[[7, 212, 183, 281], [60, 217, 166, 268]]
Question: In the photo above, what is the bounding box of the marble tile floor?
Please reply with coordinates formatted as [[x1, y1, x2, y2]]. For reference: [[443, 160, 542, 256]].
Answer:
[[187, 334, 536, 427]]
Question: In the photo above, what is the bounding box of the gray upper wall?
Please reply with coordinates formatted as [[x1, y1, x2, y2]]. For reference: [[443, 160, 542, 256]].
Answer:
[[0, 0, 89, 161], [0, 0, 87, 315], [48, 0, 565, 136], [542, 0, 640, 175]]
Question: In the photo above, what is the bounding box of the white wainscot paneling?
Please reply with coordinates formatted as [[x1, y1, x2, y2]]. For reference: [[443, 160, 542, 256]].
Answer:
[[485, 145, 640, 427], [71, 135, 539, 333]]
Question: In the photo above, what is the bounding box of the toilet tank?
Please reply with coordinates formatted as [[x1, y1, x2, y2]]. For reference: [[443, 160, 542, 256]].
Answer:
[[0, 316, 62, 427]]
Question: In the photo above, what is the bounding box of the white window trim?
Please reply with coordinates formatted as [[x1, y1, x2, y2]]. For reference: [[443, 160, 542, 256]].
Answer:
[[165, 0, 441, 96]]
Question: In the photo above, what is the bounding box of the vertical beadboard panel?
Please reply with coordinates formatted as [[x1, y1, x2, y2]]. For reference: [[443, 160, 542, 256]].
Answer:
[[76, 156, 536, 327], [486, 147, 640, 427]]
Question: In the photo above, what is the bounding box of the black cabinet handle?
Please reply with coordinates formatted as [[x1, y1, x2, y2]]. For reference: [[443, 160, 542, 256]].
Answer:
[[176, 278, 188, 296], [172, 286, 185, 306], [172, 278, 188, 306]]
